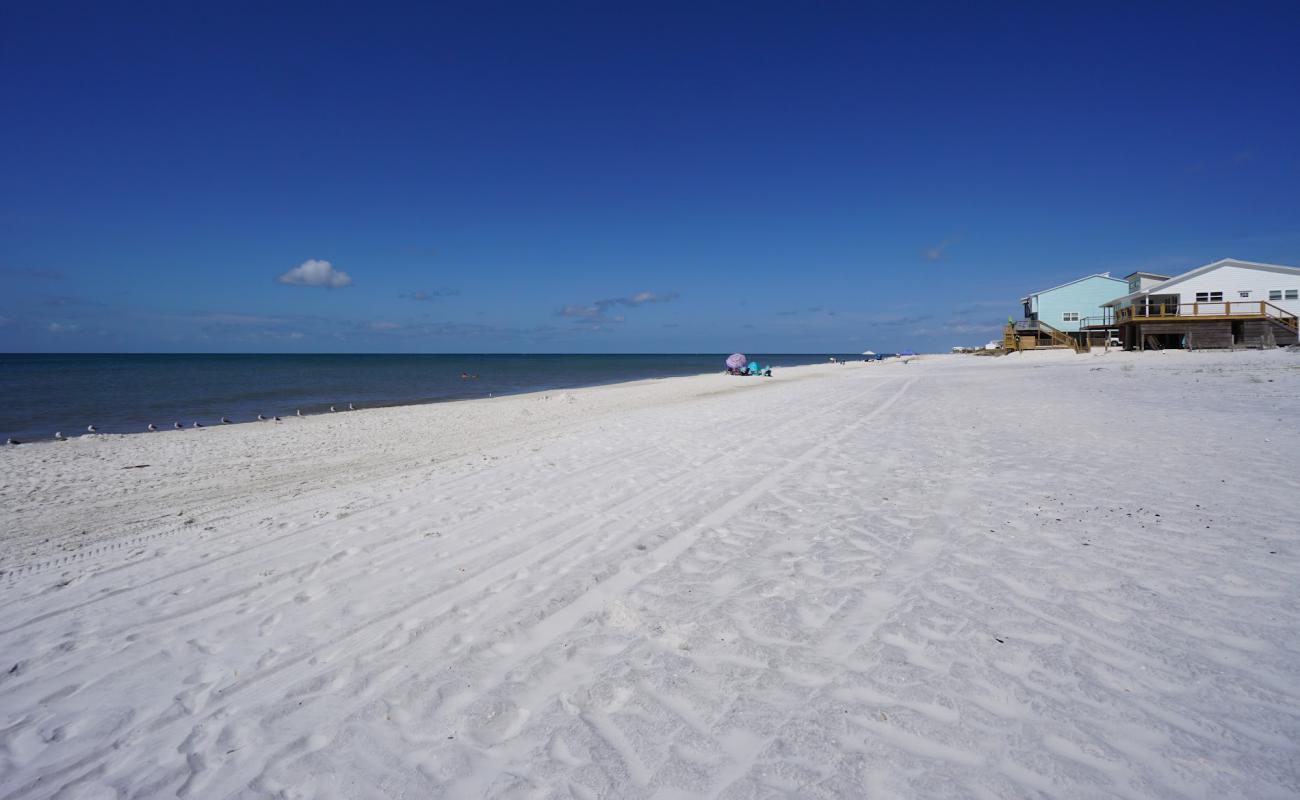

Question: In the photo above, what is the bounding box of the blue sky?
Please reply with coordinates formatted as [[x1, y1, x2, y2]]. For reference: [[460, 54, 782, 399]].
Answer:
[[3, 2, 1299, 353]]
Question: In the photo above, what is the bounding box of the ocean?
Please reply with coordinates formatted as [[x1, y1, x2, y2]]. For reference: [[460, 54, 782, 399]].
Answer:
[[0, 353, 875, 442]]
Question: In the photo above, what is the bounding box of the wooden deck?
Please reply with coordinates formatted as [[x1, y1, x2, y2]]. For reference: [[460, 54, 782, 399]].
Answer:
[[1115, 300, 1298, 332]]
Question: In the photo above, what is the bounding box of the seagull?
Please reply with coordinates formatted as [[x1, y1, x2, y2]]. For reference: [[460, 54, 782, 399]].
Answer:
[[55, 431, 67, 441], [296, 409, 304, 417], [348, 403, 356, 411], [193, 421, 203, 428], [273, 415, 282, 422], [257, 414, 266, 421], [330, 405, 337, 413], [6, 437, 20, 446], [87, 424, 97, 433], [147, 424, 158, 432], [221, 417, 232, 424], [173, 422, 183, 430]]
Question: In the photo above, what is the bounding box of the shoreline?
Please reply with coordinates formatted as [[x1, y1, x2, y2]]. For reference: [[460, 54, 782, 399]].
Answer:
[[0, 353, 867, 444]]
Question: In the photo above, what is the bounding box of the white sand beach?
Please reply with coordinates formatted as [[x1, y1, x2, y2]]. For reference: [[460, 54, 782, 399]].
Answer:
[[1, 351, 1298, 799]]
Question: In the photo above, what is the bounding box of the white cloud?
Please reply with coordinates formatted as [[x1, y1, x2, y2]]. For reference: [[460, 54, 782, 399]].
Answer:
[[369, 321, 401, 331], [558, 304, 602, 319], [48, 322, 78, 332], [277, 259, 353, 288], [558, 290, 679, 325]]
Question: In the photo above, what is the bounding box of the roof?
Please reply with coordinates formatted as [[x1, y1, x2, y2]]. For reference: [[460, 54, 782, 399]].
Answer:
[[1102, 258, 1300, 306], [1019, 272, 1124, 303], [1123, 271, 1172, 280]]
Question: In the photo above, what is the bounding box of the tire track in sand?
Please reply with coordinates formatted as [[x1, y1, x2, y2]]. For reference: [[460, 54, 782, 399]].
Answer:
[[3, 377, 906, 800]]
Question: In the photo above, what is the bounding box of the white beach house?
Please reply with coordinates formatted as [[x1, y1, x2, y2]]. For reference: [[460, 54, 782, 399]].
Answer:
[[1100, 258, 1300, 350]]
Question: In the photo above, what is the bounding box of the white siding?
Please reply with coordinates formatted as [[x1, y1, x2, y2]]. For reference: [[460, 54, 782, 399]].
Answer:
[[1162, 265, 1300, 317]]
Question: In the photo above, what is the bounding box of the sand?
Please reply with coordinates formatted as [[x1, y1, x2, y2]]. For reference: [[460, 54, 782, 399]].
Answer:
[[1, 350, 1298, 798]]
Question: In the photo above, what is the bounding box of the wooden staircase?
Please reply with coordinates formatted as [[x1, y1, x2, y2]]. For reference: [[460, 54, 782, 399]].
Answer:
[[1036, 321, 1087, 352], [1003, 321, 1088, 353]]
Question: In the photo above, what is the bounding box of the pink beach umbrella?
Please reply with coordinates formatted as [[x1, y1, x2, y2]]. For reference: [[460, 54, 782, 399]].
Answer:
[[726, 353, 747, 369]]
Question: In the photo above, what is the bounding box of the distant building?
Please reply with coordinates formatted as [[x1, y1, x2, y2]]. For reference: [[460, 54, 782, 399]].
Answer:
[[1100, 258, 1299, 350]]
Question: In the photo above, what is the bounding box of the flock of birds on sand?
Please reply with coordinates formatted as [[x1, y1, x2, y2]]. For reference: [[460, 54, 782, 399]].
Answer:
[[6, 403, 359, 446]]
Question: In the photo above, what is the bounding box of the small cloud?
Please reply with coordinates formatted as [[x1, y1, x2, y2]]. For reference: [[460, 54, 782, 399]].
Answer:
[[922, 239, 955, 262], [559, 290, 680, 326], [559, 304, 603, 320], [617, 291, 679, 307], [48, 322, 78, 332], [400, 289, 458, 302], [289, 332, 305, 339], [277, 259, 353, 288], [369, 321, 401, 331]]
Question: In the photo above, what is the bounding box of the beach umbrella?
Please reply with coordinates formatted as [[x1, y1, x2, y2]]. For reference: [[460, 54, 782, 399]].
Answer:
[[726, 353, 746, 369], [861, 350, 875, 356]]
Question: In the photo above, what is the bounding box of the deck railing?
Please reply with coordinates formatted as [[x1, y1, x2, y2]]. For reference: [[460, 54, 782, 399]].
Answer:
[[1116, 301, 1298, 331]]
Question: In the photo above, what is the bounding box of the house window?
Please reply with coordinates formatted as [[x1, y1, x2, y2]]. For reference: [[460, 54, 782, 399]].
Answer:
[[1238, 290, 1251, 298], [1287, 290, 1299, 300], [1195, 292, 1223, 302], [1062, 312, 1079, 322], [1270, 290, 1283, 300]]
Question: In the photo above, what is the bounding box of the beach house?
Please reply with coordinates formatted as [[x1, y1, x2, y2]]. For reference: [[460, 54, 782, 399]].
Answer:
[[1006, 272, 1128, 351], [1098, 258, 1300, 350]]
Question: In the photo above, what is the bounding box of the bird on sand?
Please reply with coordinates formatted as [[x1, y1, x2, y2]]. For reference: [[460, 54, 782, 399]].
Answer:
[[147, 424, 158, 432], [257, 414, 266, 421], [173, 422, 183, 429], [348, 402, 356, 410], [6, 437, 20, 445], [296, 409, 304, 417], [87, 424, 97, 433], [55, 431, 67, 441], [221, 417, 232, 424], [193, 421, 203, 428]]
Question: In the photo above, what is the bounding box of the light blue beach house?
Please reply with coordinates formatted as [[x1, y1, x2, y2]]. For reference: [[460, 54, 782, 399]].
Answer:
[[1020, 273, 1128, 332]]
